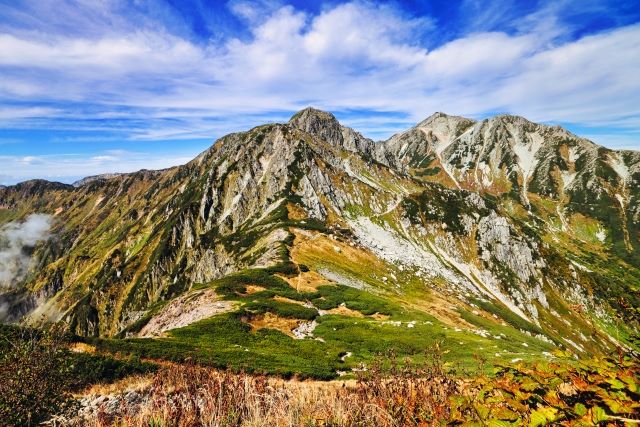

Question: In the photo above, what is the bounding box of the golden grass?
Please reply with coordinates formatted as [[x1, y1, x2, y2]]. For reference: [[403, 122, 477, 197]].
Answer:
[[403, 292, 474, 329], [69, 342, 97, 354], [323, 305, 364, 318], [242, 285, 266, 295], [370, 312, 390, 321], [247, 312, 300, 337], [79, 374, 153, 398], [272, 295, 306, 305], [286, 202, 307, 220], [85, 359, 461, 427], [290, 229, 386, 279], [277, 270, 331, 292]]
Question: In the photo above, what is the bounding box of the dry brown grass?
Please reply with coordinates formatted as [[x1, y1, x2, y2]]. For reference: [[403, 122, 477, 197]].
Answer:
[[286, 202, 308, 220], [84, 351, 462, 427], [277, 270, 332, 292], [247, 312, 300, 337], [324, 305, 365, 318], [80, 352, 640, 427], [370, 312, 390, 320], [403, 293, 474, 329], [272, 295, 306, 306], [290, 229, 387, 280], [80, 374, 154, 398], [69, 342, 97, 354], [242, 285, 266, 295]]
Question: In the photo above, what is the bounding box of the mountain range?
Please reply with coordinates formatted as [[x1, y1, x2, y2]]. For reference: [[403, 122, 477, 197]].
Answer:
[[1, 107, 638, 375]]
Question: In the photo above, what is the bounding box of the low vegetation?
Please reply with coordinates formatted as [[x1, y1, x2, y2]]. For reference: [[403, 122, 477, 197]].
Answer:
[[80, 351, 639, 426], [87, 267, 557, 379], [1, 312, 638, 426], [0, 324, 156, 427]]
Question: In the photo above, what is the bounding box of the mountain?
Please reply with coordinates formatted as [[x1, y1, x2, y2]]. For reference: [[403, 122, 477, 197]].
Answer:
[[72, 173, 123, 187], [1, 108, 638, 376]]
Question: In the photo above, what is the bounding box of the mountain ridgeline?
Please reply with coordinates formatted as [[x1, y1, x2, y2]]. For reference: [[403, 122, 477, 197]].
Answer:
[[1, 108, 639, 371]]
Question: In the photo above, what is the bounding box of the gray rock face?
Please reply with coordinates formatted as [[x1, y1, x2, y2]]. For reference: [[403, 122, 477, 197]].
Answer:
[[289, 107, 375, 156], [477, 212, 545, 284], [72, 173, 123, 187], [289, 107, 344, 148]]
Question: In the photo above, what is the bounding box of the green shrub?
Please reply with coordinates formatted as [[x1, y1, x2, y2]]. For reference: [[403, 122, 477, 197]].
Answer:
[[70, 352, 156, 387], [0, 326, 74, 426], [313, 285, 397, 316], [244, 300, 318, 320], [0, 325, 157, 426]]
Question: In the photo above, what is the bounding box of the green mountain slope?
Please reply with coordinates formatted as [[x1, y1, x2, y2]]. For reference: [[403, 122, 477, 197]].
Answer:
[[1, 108, 638, 377]]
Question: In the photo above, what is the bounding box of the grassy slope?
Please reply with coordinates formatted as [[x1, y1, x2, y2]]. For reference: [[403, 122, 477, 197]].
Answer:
[[90, 254, 557, 379]]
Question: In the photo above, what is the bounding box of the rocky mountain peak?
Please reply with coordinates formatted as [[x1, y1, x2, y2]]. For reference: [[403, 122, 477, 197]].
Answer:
[[416, 112, 475, 129], [73, 173, 123, 187], [289, 107, 342, 141], [289, 107, 375, 156]]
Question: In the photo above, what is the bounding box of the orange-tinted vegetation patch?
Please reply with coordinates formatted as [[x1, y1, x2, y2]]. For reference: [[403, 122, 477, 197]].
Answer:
[[323, 305, 364, 318], [287, 202, 307, 220], [70, 342, 97, 354], [243, 285, 266, 295], [278, 270, 332, 292], [558, 144, 570, 160], [370, 312, 390, 321], [290, 229, 386, 275], [247, 312, 300, 337], [405, 293, 474, 329], [273, 295, 306, 306]]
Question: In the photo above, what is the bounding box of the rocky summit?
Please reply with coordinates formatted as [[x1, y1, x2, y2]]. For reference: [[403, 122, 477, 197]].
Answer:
[[1, 107, 639, 376]]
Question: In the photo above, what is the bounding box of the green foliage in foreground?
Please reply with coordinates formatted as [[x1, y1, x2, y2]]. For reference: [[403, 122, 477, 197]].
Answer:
[[450, 354, 640, 425], [0, 326, 72, 426], [0, 324, 156, 427]]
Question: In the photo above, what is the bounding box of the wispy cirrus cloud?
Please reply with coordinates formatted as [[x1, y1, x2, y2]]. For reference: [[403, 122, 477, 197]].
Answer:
[[0, 149, 198, 185]]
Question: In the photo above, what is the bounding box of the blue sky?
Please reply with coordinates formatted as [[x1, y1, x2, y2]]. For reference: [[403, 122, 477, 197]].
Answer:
[[1, 0, 640, 184]]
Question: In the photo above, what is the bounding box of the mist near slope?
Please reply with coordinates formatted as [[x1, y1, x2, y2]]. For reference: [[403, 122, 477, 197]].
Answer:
[[0, 214, 53, 320], [0, 213, 52, 289]]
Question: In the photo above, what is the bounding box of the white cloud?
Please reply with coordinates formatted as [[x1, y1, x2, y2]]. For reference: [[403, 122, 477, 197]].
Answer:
[[0, 0, 638, 154], [0, 106, 60, 119], [0, 213, 52, 291], [0, 151, 199, 184], [228, 0, 285, 24]]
